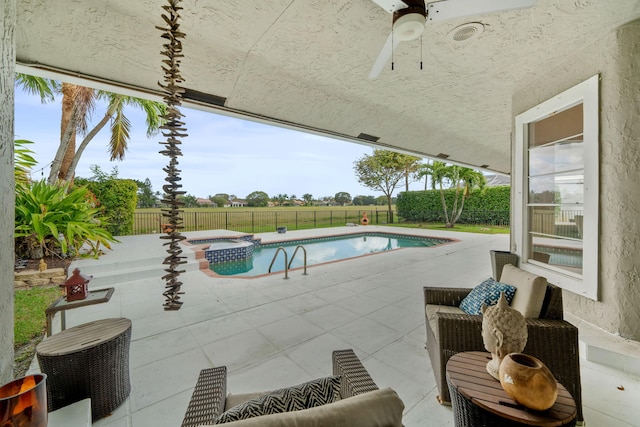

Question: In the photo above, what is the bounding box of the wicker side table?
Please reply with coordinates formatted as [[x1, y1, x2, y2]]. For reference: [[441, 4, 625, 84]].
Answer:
[[36, 318, 132, 421]]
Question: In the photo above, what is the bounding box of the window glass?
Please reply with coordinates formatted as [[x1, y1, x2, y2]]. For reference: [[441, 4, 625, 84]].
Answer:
[[526, 105, 583, 275]]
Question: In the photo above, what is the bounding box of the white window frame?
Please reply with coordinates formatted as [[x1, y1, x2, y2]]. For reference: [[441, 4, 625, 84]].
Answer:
[[514, 75, 599, 300]]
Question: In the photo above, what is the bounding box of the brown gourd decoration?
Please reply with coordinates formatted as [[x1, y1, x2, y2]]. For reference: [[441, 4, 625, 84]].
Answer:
[[157, 0, 188, 310]]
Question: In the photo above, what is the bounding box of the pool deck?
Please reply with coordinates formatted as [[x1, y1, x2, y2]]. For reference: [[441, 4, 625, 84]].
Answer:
[[33, 226, 640, 426]]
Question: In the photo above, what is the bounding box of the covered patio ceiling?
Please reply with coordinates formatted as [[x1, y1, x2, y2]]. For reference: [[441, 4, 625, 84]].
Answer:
[[15, 0, 640, 174]]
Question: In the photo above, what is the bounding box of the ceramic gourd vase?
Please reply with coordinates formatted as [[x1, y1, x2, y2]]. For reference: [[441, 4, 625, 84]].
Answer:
[[499, 353, 558, 411]]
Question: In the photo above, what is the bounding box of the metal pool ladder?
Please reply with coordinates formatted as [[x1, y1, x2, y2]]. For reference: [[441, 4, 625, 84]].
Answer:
[[268, 245, 308, 279]]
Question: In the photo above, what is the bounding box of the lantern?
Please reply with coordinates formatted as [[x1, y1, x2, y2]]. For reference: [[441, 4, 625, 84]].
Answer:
[[61, 268, 92, 301]]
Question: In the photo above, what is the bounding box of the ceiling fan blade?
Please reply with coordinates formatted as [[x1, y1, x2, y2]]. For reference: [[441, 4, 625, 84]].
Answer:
[[371, 0, 409, 13], [369, 33, 401, 79], [426, 0, 535, 22]]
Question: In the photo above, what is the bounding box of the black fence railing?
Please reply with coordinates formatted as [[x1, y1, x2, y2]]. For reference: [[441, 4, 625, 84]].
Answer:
[[130, 209, 396, 235]]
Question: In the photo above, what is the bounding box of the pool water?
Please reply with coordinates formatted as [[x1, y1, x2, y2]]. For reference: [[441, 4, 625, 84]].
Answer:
[[209, 232, 450, 277]]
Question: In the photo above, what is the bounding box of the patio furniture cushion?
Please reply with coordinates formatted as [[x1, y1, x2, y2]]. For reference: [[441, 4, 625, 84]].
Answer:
[[215, 376, 340, 424], [459, 278, 516, 315], [426, 304, 466, 335], [206, 388, 404, 427], [500, 264, 548, 318]]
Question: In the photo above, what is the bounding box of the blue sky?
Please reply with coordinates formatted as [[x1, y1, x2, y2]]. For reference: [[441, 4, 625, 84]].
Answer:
[[14, 86, 428, 200]]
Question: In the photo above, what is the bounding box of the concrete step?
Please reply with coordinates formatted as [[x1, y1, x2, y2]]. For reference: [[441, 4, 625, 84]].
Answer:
[[83, 258, 202, 287], [568, 313, 640, 378]]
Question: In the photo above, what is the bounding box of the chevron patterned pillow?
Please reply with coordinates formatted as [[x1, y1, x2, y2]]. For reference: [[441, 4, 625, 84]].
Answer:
[[215, 376, 341, 424]]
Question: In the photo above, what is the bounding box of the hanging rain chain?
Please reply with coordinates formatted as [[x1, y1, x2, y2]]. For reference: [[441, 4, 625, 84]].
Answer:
[[157, 0, 188, 310]]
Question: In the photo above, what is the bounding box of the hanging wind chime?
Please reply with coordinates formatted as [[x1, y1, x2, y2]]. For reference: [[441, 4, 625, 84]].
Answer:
[[157, 0, 187, 310]]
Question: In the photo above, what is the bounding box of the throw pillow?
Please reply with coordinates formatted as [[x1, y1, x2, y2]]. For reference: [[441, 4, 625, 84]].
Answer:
[[459, 278, 517, 315], [215, 376, 341, 424]]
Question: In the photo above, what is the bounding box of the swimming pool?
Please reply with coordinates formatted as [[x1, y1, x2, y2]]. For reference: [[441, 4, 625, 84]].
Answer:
[[207, 232, 452, 277]]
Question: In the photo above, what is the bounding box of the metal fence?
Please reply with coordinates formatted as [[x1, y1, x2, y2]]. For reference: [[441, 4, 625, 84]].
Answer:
[[131, 209, 396, 235]]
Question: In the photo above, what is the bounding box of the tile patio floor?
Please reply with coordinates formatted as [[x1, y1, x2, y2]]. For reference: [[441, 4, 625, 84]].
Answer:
[[36, 226, 640, 426]]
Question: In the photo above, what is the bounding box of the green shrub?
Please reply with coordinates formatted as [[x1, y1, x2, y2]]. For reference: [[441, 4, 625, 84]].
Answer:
[[86, 179, 138, 236], [397, 186, 510, 224], [15, 180, 118, 258]]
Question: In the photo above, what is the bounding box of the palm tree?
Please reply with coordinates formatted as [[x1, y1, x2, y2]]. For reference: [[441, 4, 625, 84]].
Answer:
[[16, 75, 166, 183], [421, 161, 486, 227]]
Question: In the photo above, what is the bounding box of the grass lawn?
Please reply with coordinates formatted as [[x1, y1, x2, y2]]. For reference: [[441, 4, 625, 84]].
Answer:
[[14, 286, 61, 346], [391, 222, 510, 234]]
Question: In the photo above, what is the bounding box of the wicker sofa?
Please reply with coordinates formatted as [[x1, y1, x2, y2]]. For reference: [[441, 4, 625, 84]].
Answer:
[[181, 349, 404, 426], [423, 266, 583, 424]]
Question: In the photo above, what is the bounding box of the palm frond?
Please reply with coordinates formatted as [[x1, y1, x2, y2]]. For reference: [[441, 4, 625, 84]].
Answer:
[[109, 108, 131, 160], [15, 73, 59, 102]]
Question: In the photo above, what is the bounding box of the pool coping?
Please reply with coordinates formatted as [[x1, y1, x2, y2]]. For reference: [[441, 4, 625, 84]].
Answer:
[[182, 229, 460, 279]]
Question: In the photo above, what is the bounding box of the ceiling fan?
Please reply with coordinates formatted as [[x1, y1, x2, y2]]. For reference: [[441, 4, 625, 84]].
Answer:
[[369, 0, 536, 79]]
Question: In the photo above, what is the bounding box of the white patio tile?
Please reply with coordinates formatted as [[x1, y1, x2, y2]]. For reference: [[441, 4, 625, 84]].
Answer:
[[257, 315, 325, 350], [334, 293, 388, 316], [285, 333, 363, 378], [301, 303, 360, 331], [130, 388, 192, 427], [129, 309, 187, 340], [276, 292, 330, 314], [366, 304, 424, 334], [187, 312, 254, 346], [226, 355, 311, 395], [130, 326, 200, 369], [201, 329, 279, 371], [403, 392, 455, 427], [331, 317, 403, 354], [129, 347, 212, 412], [361, 356, 431, 417], [373, 335, 434, 385], [309, 284, 358, 303], [238, 300, 296, 327], [178, 298, 234, 325]]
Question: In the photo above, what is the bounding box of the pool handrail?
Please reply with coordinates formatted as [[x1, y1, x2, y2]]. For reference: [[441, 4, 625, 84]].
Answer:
[[268, 246, 289, 279], [288, 245, 308, 276]]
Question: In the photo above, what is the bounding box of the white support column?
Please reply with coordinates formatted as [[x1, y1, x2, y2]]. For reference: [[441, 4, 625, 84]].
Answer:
[[0, 0, 17, 383]]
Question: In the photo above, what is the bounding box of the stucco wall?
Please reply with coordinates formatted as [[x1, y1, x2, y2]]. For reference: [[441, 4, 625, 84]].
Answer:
[[1, 0, 16, 384], [512, 20, 640, 340]]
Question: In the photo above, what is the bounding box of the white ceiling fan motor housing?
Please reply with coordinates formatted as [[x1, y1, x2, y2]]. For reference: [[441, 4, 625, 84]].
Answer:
[[393, 12, 426, 41]]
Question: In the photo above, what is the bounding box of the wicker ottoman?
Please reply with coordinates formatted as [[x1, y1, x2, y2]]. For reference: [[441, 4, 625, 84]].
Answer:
[[36, 318, 132, 421]]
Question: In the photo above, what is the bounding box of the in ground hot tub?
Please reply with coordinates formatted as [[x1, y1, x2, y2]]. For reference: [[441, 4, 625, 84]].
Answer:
[[203, 240, 254, 264]]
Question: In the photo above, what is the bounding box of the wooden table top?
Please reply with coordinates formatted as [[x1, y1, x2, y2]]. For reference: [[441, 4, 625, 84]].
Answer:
[[37, 318, 131, 356], [446, 352, 577, 427]]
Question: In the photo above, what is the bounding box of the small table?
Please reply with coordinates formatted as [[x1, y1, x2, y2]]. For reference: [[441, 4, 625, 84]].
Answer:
[[45, 287, 115, 336], [37, 318, 132, 421], [446, 352, 577, 427]]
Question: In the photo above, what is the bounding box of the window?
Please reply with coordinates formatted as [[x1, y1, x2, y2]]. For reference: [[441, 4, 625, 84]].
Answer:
[[514, 75, 599, 300]]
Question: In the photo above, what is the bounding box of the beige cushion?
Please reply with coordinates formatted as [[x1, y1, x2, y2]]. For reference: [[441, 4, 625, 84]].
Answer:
[[425, 304, 466, 335], [500, 264, 547, 318], [225, 392, 266, 411], [207, 388, 404, 427]]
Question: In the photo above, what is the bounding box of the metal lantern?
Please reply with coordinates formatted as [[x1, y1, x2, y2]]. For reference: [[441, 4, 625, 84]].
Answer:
[[61, 268, 92, 301]]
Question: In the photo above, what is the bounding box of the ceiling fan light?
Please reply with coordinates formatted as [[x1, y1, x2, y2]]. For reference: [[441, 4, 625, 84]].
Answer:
[[392, 12, 426, 41]]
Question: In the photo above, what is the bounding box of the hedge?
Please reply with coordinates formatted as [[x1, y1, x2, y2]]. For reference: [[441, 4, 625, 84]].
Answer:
[[396, 186, 510, 225], [87, 179, 138, 236]]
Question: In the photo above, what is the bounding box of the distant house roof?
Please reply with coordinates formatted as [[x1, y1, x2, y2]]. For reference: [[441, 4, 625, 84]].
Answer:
[[485, 174, 511, 187], [196, 198, 213, 205], [230, 199, 248, 206]]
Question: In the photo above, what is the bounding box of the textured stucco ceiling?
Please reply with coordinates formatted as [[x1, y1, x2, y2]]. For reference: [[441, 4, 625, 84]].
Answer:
[[15, 0, 640, 173]]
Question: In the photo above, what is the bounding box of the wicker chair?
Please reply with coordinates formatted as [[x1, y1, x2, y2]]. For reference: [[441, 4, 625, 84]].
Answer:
[[181, 349, 400, 427], [423, 284, 583, 424]]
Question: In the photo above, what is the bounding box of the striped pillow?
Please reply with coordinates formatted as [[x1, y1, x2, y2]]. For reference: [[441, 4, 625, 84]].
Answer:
[[215, 376, 341, 424]]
